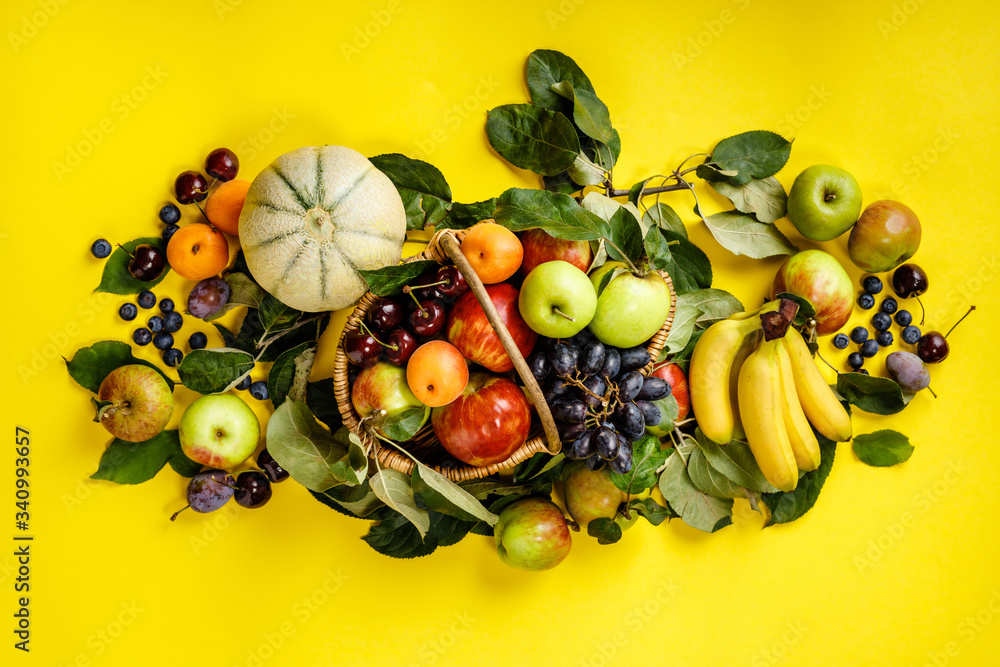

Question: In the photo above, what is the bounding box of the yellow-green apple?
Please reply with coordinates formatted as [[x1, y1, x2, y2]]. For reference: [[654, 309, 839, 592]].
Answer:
[[95, 364, 173, 442], [518, 228, 592, 277], [351, 361, 429, 439], [494, 497, 572, 571], [431, 373, 531, 466], [179, 394, 260, 468], [563, 465, 636, 531], [446, 283, 537, 373], [771, 249, 853, 335], [587, 262, 672, 348], [847, 200, 921, 272], [518, 260, 597, 338], [787, 164, 863, 241]]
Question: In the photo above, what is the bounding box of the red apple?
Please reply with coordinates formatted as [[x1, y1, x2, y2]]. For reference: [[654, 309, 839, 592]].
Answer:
[[494, 498, 572, 571], [352, 361, 430, 440], [518, 229, 592, 278], [770, 249, 853, 336], [446, 283, 537, 373], [431, 373, 531, 467], [650, 362, 689, 421]]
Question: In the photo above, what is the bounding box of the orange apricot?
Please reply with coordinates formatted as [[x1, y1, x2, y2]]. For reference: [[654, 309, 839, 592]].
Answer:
[[460, 221, 523, 284], [204, 179, 250, 236], [167, 223, 230, 281], [406, 340, 469, 408]]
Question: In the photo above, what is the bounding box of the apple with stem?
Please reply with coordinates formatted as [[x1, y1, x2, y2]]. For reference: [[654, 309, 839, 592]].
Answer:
[[847, 200, 921, 272], [787, 164, 863, 241], [179, 394, 260, 469], [518, 228, 592, 277], [95, 364, 174, 442], [352, 361, 429, 440], [587, 262, 672, 348], [518, 260, 597, 338], [771, 249, 853, 335], [563, 464, 635, 531], [494, 497, 572, 571]]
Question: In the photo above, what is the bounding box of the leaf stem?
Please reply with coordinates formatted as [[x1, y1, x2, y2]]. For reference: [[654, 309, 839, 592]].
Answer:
[[607, 182, 689, 198]]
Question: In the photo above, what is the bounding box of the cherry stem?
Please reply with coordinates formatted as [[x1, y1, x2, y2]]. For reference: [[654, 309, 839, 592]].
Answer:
[[409, 279, 448, 290], [401, 285, 427, 315], [916, 296, 926, 325], [816, 350, 839, 374], [945, 305, 976, 338], [553, 307, 576, 323], [927, 385, 938, 399], [115, 243, 135, 260], [358, 322, 398, 351], [169, 505, 190, 521]]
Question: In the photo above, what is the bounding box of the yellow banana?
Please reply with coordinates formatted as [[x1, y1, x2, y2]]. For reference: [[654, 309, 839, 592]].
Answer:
[[728, 329, 760, 442], [737, 339, 798, 492], [781, 327, 853, 442], [775, 342, 821, 471], [689, 315, 762, 444]]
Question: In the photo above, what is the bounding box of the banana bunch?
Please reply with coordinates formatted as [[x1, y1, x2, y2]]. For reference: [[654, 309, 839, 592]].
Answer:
[[689, 309, 852, 492]]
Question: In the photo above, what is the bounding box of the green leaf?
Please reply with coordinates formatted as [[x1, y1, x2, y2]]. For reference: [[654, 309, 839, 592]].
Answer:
[[486, 104, 581, 176], [267, 342, 314, 409], [379, 406, 428, 442], [493, 188, 611, 241], [551, 81, 614, 145], [606, 206, 644, 265], [412, 464, 499, 526], [566, 153, 606, 187], [710, 177, 788, 224], [369, 153, 452, 230], [266, 400, 347, 492], [94, 237, 170, 294], [306, 378, 343, 432], [700, 210, 798, 259], [659, 229, 713, 295], [643, 202, 687, 238], [762, 437, 837, 526], [526, 49, 595, 114], [357, 260, 441, 297], [680, 289, 744, 329], [204, 272, 266, 322], [587, 517, 623, 545], [704, 131, 792, 185], [459, 479, 533, 500], [65, 340, 174, 392], [836, 373, 908, 415], [542, 172, 579, 195], [369, 469, 430, 538], [694, 430, 779, 494], [609, 435, 669, 494], [853, 429, 913, 467], [512, 452, 567, 485], [663, 296, 700, 355], [438, 198, 497, 230], [258, 294, 303, 335], [658, 440, 734, 533], [90, 430, 184, 485], [168, 450, 203, 478], [628, 497, 675, 526], [596, 267, 627, 298], [176, 348, 255, 395], [362, 507, 473, 559], [694, 162, 741, 183], [311, 480, 384, 518], [687, 446, 747, 499], [588, 130, 621, 170], [644, 225, 673, 272], [329, 430, 368, 486], [258, 313, 329, 363]]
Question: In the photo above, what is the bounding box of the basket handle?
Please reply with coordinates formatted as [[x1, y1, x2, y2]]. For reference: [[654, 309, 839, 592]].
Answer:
[[436, 231, 562, 455]]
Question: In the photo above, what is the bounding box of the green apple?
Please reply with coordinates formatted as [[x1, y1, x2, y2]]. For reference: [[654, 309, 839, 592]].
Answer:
[[587, 262, 672, 348], [494, 497, 571, 571], [787, 164, 863, 241], [518, 260, 597, 338], [563, 464, 636, 532], [847, 200, 921, 272], [96, 364, 174, 442], [351, 361, 429, 440], [179, 394, 260, 469]]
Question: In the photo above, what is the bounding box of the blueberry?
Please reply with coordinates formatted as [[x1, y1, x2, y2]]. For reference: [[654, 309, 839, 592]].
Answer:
[[871, 312, 892, 332], [895, 310, 913, 327], [880, 297, 898, 314], [860, 339, 879, 358], [249, 381, 269, 400], [235, 376, 252, 391], [164, 311, 184, 333], [188, 332, 208, 350], [832, 333, 849, 349], [859, 369, 870, 375], [138, 290, 156, 309], [153, 332, 174, 350], [148, 315, 163, 332], [850, 326, 869, 344], [133, 328, 152, 346], [159, 298, 175, 313], [862, 276, 883, 295], [163, 348, 183, 367], [901, 325, 921, 344], [847, 352, 864, 370], [857, 293, 876, 310], [119, 303, 138, 321], [159, 204, 181, 225], [91, 239, 112, 258], [877, 330, 893, 347], [162, 224, 180, 243]]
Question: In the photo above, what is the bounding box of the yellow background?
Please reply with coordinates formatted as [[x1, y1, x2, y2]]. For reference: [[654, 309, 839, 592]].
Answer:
[[2, 0, 999, 665]]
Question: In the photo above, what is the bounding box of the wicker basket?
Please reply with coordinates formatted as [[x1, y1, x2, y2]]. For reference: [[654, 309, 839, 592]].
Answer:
[[334, 228, 677, 482]]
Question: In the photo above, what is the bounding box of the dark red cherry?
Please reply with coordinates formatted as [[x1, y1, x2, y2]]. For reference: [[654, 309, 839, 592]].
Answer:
[[128, 244, 167, 281], [435, 265, 469, 299], [205, 148, 239, 182], [175, 170, 210, 204], [343, 329, 381, 366], [891, 263, 929, 299], [409, 300, 446, 336], [916, 332, 949, 363], [367, 296, 406, 334], [384, 328, 418, 365]]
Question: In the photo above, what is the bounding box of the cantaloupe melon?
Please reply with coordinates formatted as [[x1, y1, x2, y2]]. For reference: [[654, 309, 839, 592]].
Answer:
[[238, 146, 406, 312]]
